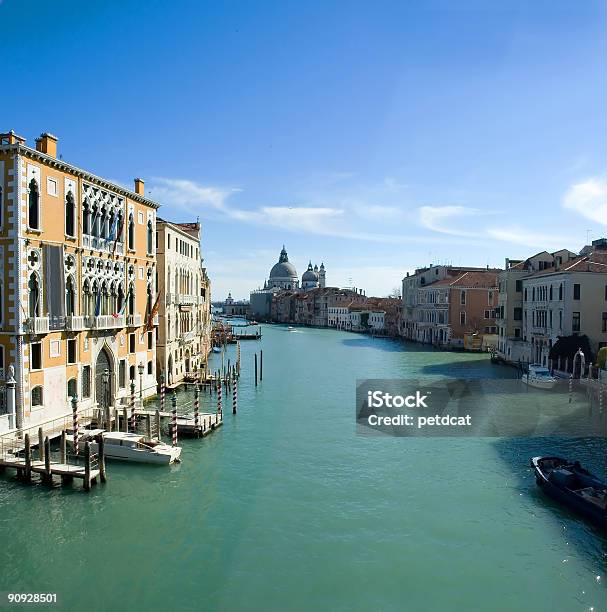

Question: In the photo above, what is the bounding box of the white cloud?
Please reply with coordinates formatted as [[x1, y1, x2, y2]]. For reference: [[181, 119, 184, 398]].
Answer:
[[563, 177, 607, 225], [149, 177, 238, 213], [418, 205, 479, 237], [486, 227, 569, 250]]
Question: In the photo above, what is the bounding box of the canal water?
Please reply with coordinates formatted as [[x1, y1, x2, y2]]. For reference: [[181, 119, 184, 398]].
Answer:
[[1, 324, 606, 611]]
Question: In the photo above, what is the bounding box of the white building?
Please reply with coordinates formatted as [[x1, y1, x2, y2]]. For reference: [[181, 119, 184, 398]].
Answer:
[[156, 220, 211, 386]]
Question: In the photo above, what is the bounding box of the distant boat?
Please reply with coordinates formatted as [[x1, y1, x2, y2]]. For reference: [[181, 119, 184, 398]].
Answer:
[[531, 456, 607, 529], [522, 364, 557, 389], [212, 346, 222, 353], [287, 326, 296, 331], [68, 429, 182, 465]]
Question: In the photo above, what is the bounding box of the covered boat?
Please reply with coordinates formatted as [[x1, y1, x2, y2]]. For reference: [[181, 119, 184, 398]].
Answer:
[[531, 456, 607, 529], [67, 429, 182, 465], [522, 365, 557, 389]]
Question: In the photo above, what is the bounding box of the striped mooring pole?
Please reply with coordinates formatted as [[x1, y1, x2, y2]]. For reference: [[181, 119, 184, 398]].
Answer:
[[160, 371, 166, 414], [237, 341, 241, 375], [194, 384, 200, 433], [71, 394, 79, 455], [569, 374, 573, 404], [171, 391, 178, 447], [217, 381, 222, 416], [130, 380, 136, 432], [600, 383, 604, 418], [232, 380, 237, 414]]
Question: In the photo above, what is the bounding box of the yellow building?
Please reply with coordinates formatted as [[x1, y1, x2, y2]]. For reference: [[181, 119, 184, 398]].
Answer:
[[0, 130, 159, 432]]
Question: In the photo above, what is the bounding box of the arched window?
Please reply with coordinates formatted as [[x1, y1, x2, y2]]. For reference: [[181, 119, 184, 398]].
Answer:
[[167, 314, 171, 340], [65, 191, 75, 237], [100, 207, 107, 240], [91, 205, 99, 237], [146, 283, 152, 317], [31, 386, 43, 407], [128, 283, 135, 316], [28, 273, 40, 318], [128, 213, 135, 250], [66, 276, 76, 316], [83, 279, 90, 316], [101, 282, 109, 316], [110, 281, 117, 315], [83, 199, 90, 235], [117, 284, 124, 315], [147, 220, 153, 254], [29, 179, 40, 230], [67, 378, 77, 400], [117, 210, 124, 242], [92, 280, 99, 316]]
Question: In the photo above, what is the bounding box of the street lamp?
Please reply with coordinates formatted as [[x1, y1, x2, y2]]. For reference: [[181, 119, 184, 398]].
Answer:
[[138, 362, 144, 401]]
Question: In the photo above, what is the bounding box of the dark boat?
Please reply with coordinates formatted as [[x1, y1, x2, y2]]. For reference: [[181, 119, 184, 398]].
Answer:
[[531, 456, 607, 529]]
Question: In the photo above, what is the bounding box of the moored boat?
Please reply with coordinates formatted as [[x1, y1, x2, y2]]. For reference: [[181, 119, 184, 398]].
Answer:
[[67, 429, 182, 464], [531, 456, 607, 529], [522, 364, 557, 389], [212, 346, 222, 353]]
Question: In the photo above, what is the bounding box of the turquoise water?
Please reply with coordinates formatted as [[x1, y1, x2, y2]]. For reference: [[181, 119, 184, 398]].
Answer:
[[1, 325, 606, 611]]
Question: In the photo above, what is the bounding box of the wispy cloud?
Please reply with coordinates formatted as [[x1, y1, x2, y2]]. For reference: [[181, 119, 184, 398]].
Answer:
[[418, 205, 479, 237], [563, 177, 607, 225], [486, 226, 569, 250]]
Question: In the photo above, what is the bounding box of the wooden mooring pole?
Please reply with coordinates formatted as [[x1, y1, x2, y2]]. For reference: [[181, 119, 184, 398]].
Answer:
[[260, 349, 263, 381], [98, 435, 107, 483], [60, 430, 67, 464], [43, 437, 51, 484], [38, 427, 44, 462], [24, 433, 31, 482], [155, 409, 161, 440], [254, 353, 258, 387], [84, 441, 91, 492]]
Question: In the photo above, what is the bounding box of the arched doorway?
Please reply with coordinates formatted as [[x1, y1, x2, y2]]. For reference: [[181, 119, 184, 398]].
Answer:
[[168, 354, 173, 385], [95, 347, 113, 409]]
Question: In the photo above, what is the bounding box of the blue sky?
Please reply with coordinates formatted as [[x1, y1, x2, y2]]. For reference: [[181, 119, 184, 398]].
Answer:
[[3, 1, 607, 299]]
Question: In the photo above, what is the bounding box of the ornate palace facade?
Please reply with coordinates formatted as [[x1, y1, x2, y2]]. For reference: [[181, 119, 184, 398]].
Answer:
[[0, 130, 159, 431]]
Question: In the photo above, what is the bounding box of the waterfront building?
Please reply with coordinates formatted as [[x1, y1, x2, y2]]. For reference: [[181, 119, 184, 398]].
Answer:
[[495, 249, 576, 363], [401, 265, 500, 346], [223, 292, 251, 317], [156, 219, 211, 387], [414, 270, 499, 348], [519, 240, 607, 366], [0, 130, 159, 432]]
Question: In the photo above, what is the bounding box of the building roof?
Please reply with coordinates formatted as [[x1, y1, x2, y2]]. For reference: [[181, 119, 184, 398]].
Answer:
[[429, 271, 497, 288], [269, 246, 298, 279], [2, 141, 160, 209]]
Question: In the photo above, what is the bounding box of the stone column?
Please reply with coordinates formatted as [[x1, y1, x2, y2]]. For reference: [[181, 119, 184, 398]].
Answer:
[[6, 365, 17, 431]]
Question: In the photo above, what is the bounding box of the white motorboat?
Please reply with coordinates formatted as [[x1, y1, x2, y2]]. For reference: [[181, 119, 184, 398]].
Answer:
[[287, 326, 296, 331], [522, 364, 558, 390], [212, 346, 222, 353], [67, 429, 181, 464]]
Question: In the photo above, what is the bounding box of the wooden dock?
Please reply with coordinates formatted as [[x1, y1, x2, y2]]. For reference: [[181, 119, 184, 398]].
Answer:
[[0, 432, 104, 491]]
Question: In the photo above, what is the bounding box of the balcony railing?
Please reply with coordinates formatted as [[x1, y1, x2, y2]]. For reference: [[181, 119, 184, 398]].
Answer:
[[25, 316, 50, 334], [65, 315, 86, 331], [127, 314, 143, 327], [82, 234, 124, 254], [178, 294, 195, 305], [85, 315, 125, 330], [166, 293, 176, 305]]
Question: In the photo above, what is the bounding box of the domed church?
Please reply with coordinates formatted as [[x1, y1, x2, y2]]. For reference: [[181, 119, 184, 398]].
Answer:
[[265, 246, 327, 291], [302, 261, 326, 291], [267, 246, 300, 290]]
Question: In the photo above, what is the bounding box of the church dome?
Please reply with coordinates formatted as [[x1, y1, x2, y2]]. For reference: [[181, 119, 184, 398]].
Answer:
[[270, 261, 297, 278], [302, 262, 319, 282], [269, 246, 298, 279]]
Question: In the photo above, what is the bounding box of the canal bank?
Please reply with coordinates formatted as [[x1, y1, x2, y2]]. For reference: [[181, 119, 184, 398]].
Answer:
[[0, 324, 605, 611]]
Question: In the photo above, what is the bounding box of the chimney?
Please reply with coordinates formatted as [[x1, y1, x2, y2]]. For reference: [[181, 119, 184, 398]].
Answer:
[[0, 130, 26, 146], [35, 133, 58, 158], [134, 178, 145, 195]]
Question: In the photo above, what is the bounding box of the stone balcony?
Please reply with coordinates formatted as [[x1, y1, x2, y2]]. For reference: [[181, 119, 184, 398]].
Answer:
[[85, 315, 125, 330], [65, 315, 86, 331], [127, 314, 143, 327], [24, 316, 50, 334]]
